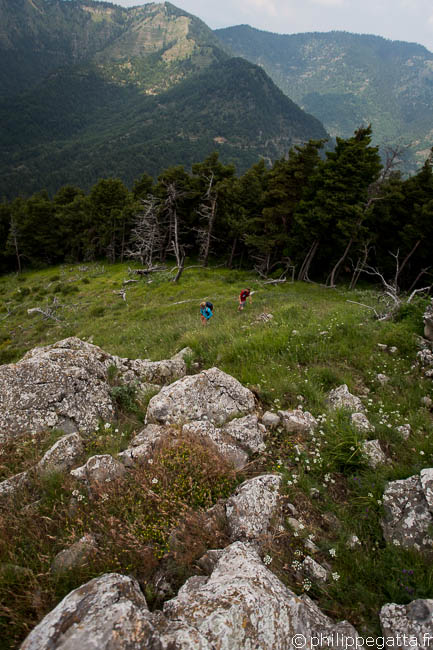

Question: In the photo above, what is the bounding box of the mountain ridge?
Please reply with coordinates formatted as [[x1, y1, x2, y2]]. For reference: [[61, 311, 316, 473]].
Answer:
[[0, 0, 328, 198], [216, 25, 433, 172]]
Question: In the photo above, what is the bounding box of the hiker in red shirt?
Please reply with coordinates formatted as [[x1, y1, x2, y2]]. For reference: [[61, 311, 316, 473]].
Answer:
[[238, 288, 252, 311]]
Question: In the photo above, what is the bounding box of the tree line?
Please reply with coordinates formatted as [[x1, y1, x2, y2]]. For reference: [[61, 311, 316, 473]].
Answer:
[[0, 126, 432, 290]]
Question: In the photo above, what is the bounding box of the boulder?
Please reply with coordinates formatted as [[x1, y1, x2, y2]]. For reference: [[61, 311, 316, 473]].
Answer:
[[377, 373, 390, 385], [161, 541, 359, 649], [262, 411, 281, 429], [0, 337, 190, 443], [118, 424, 168, 468], [182, 421, 249, 470], [21, 543, 360, 649], [381, 471, 433, 551], [71, 454, 126, 492], [302, 556, 329, 583], [380, 599, 433, 649], [19, 573, 159, 650], [350, 412, 375, 433], [51, 533, 97, 575], [328, 385, 365, 413], [277, 409, 318, 435], [37, 433, 84, 475], [0, 471, 30, 501], [361, 439, 387, 468], [396, 424, 411, 440], [146, 367, 255, 427], [225, 474, 282, 543]]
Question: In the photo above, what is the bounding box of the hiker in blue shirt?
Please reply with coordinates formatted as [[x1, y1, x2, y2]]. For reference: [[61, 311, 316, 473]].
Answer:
[[200, 301, 213, 325]]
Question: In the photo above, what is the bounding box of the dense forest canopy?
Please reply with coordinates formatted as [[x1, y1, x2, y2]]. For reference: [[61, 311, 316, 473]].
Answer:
[[1, 127, 432, 290]]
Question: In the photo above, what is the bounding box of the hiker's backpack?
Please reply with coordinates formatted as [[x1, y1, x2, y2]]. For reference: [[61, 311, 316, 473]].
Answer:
[[205, 301, 214, 312]]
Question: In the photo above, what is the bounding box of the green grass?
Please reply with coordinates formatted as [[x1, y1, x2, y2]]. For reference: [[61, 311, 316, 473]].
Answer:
[[0, 262, 432, 647]]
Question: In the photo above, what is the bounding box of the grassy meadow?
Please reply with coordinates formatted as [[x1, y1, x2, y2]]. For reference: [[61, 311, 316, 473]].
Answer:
[[0, 261, 432, 647]]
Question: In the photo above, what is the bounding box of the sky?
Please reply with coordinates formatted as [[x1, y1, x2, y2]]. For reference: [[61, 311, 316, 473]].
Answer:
[[98, 0, 433, 53]]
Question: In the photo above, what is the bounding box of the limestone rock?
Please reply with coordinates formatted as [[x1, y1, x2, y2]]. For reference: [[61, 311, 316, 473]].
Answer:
[[262, 411, 281, 429], [0, 337, 114, 442], [51, 533, 97, 575], [71, 454, 126, 491], [351, 412, 375, 433], [146, 367, 255, 427], [361, 439, 387, 468], [225, 475, 282, 543], [182, 421, 249, 470], [21, 544, 361, 649], [396, 424, 411, 440], [277, 409, 318, 435], [377, 373, 390, 385], [0, 471, 30, 501], [37, 433, 84, 475], [118, 424, 168, 468], [197, 549, 225, 574], [381, 472, 433, 551], [20, 573, 159, 650], [302, 556, 329, 583], [162, 541, 359, 649], [380, 599, 433, 649], [328, 385, 365, 413], [0, 337, 190, 443], [417, 348, 433, 370]]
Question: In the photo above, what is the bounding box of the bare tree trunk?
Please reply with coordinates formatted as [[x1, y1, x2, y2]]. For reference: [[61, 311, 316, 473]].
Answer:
[[228, 237, 237, 269], [396, 240, 421, 281], [328, 237, 355, 287], [349, 243, 370, 290], [407, 267, 431, 294], [298, 240, 319, 281], [9, 218, 22, 273]]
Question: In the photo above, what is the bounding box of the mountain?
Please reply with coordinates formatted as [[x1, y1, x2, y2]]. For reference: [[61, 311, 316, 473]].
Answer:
[[0, 0, 327, 198], [215, 25, 433, 173]]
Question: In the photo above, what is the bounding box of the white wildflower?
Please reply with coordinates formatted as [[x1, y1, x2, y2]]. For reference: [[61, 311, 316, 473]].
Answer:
[[263, 554, 272, 565]]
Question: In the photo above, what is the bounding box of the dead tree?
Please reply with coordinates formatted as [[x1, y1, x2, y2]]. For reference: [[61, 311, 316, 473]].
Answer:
[[348, 251, 432, 321], [196, 173, 218, 267], [164, 183, 187, 283], [27, 297, 62, 322], [126, 196, 163, 268]]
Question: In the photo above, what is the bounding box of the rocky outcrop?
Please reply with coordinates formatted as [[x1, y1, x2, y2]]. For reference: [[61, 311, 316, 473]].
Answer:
[[146, 367, 255, 426], [117, 423, 168, 468], [0, 433, 84, 501], [21, 542, 359, 649], [328, 385, 365, 413], [37, 433, 83, 475], [277, 409, 317, 435], [119, 415, 266, 471], [381, 469, 433, 551], [0, 338, 190, 443], [361, 439, 387, 468], [51, 534, 97, 575], [20, 573, 158, 650], [71, 454, 126, 493], [350, 412, 374, 433], [225, 474, 282, 543], [380, 599, 433, 649]]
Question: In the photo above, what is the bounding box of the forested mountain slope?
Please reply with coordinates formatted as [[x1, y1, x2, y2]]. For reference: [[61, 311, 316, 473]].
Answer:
[[216, 26, 433, 173], [0, 0, 327, 198]]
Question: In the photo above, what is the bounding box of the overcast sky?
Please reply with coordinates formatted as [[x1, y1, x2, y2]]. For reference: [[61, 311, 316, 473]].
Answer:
[[99, 0, 433, 53]]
